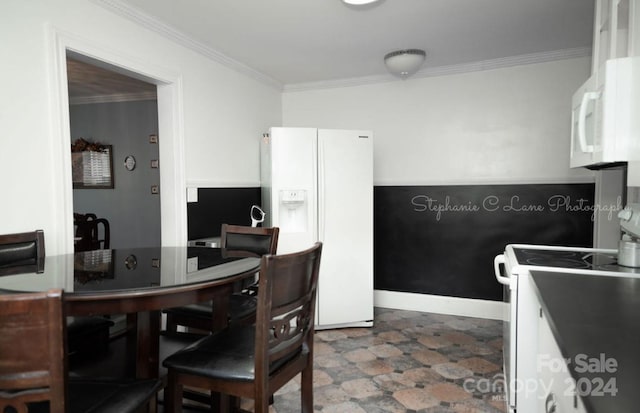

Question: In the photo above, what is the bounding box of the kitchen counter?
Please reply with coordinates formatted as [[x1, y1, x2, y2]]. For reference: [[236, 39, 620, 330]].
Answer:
[[531, 270, 640, 413]]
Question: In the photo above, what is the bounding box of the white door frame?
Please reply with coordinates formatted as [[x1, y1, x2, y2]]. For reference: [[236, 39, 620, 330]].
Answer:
[[48, 27, 187, 253]]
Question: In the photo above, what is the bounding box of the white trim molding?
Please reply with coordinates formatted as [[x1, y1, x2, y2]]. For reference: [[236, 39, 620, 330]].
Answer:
[[185, 180, 262, 189], [46, 25, 76, 254], [69, 91, 157, 105], [285, 47, 592, 92], [373, 176, 596, 187], [374, 290, 506, 321], [47, 25, 188, 251], [92, 0, 283, 91]]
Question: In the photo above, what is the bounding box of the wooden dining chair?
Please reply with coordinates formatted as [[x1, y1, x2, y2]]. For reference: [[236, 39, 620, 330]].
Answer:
[[0, 230, 115, 360], [0, 230, 45, 276], [162, 242, 322, 413], [74, 213, 110, 252], [163, 224, 279, 335], [0, 289, 163, 413]]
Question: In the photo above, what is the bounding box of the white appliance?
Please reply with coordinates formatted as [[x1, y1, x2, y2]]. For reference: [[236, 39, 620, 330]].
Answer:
[[260, 127, 374, 329], [617, 203, 640, 266], [494, 243, 640, 413], [570, 56, 640, 168]]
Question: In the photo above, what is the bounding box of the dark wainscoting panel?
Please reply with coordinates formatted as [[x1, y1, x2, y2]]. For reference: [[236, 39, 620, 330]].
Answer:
[[374, 184, 595, 301], [187, 187, 261, 240]]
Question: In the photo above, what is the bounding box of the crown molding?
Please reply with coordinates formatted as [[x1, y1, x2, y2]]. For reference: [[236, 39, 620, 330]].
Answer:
[[373, 176, 595, 187], [186, 180, 261, 188], [69, 91, 158, 105], [92, 0, 284, 91], [284, 47, 592, 92]]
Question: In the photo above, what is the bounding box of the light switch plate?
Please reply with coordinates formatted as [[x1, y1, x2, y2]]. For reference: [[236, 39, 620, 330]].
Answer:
[[187, 257, 199, 273], [187, 187, 198, 203]]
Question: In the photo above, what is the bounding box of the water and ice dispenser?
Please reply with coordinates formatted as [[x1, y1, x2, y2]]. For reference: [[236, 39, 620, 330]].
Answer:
[[279, 189, 307, 232]]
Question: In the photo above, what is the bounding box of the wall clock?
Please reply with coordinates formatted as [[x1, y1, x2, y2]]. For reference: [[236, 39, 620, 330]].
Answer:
[[124, 155, 136, 171]]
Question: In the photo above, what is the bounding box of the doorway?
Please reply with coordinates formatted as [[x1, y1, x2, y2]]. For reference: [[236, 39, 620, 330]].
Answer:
[[50, 30, 187, 253], [67, 54, 161, 249]]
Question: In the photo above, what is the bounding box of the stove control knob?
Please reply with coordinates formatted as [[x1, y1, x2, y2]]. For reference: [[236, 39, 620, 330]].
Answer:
[[619, 208, 633, 221]]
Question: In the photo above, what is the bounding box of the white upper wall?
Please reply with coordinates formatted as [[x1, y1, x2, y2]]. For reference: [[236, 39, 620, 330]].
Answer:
[[0, 0, 593, 254], [0, 0, 281, 253], [282, 57, 594, 185]]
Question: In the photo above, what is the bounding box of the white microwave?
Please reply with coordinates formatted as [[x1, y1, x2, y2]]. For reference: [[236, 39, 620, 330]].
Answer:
[[570, 56, 640, 168]]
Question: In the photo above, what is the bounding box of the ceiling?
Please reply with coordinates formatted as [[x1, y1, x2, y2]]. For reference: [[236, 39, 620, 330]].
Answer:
[[67, 58, 156, 101], [116, 0, 594, 85], [69, 0, 594, 97]]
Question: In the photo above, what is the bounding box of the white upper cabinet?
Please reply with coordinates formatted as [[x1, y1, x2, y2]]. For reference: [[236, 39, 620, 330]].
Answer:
[[592, 0, 637, 74]]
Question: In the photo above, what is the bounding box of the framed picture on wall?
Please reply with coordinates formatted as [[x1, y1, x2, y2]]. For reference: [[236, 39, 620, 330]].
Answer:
[[71, 144, 114, 189]]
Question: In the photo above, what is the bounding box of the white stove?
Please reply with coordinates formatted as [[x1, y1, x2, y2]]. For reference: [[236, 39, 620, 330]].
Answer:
[[494, 243, 639, 413]]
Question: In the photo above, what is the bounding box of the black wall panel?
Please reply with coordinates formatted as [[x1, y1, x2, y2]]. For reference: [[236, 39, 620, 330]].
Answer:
[[374, 184, 595, 301], [187, 187, 261, 240]]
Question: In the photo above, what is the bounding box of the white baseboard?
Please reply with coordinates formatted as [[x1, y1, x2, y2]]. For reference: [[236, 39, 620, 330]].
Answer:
[[374, 290, 506, 320]]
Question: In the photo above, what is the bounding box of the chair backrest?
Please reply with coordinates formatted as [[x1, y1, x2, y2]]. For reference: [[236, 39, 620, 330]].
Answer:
[[74, 213, 110, 251], [0, 230, 45, 276], [0, 289, 67, 412], [254, 242, 322, 390], [220, 224, 279, 257]]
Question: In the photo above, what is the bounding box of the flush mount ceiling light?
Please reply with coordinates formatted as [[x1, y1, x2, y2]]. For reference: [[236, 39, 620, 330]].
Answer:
[[384, 49, 426, 78], [342, 0, 380, 4]]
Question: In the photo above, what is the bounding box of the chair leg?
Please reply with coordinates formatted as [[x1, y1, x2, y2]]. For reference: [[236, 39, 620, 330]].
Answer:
[[165, 372, 183, 413], [148, 395, 158, 413], [126, 313, 138, 377], [217, 393, 232, 412], [255, 394, 271, 413], [301, 365, 313, 413]]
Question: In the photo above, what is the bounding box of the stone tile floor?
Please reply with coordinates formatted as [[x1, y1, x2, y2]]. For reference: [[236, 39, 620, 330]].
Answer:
[[243, 307, 507, 413], [73, 307, 507, 412]]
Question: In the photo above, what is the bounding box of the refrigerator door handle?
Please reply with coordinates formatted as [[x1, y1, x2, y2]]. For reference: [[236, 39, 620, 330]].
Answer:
[[318, 136, 326, 241]]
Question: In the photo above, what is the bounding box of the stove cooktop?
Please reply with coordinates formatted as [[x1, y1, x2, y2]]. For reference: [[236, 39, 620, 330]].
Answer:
[[512, 247, 640, 274]]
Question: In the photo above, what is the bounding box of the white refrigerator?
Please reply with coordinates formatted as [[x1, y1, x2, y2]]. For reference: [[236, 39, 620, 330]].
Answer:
[[260, 127, 374, 329]]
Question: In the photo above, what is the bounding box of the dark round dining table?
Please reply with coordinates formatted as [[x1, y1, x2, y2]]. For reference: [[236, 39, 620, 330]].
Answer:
[[0, 246, 261, 379]]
